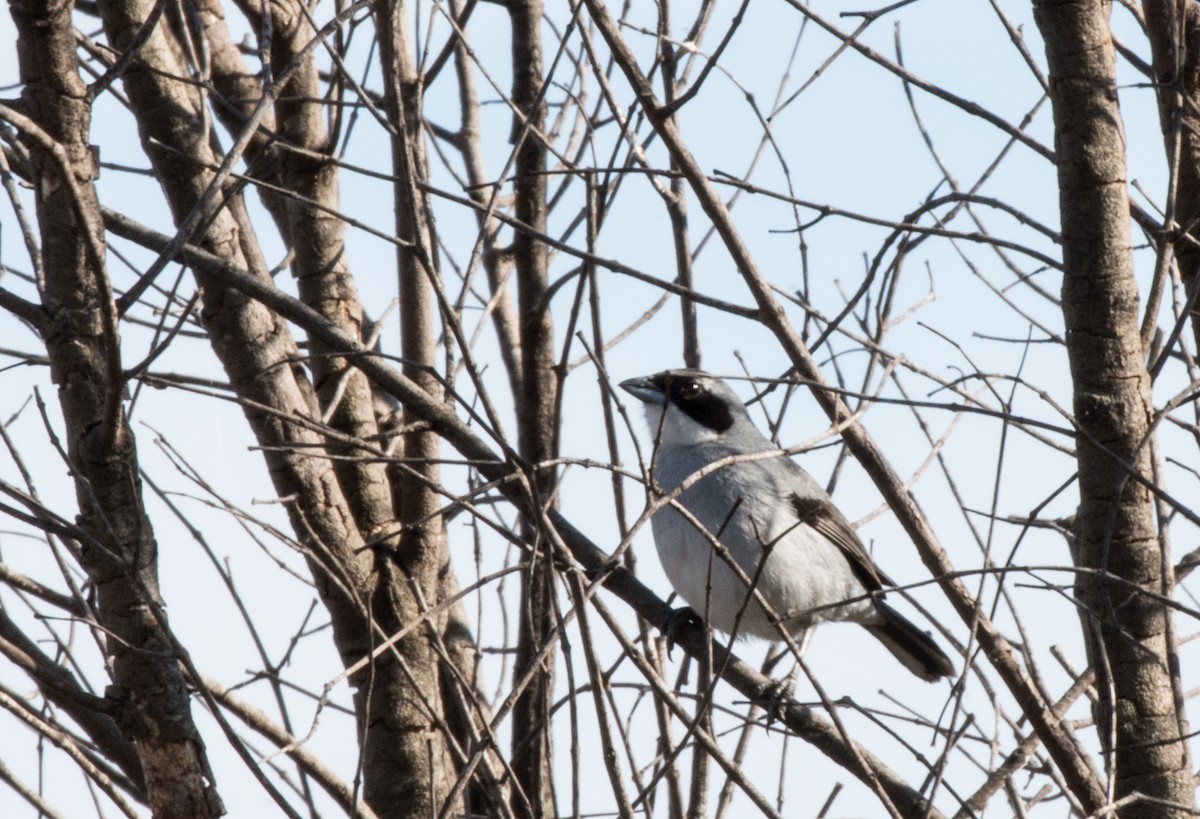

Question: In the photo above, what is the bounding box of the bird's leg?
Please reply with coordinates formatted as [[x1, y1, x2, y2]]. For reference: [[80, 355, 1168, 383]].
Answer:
[[754, 629, 811, 724]]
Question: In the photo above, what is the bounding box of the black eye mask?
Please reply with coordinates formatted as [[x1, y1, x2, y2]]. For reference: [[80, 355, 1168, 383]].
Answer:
[[661, 375, 734, 433]]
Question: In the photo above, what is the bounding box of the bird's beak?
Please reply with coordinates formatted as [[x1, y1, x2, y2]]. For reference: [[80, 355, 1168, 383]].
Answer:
[[619, 376, 665, 405]]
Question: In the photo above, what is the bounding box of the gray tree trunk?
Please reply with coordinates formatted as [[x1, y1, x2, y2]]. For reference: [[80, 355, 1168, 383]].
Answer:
[[1034, 1, 1195, 814]]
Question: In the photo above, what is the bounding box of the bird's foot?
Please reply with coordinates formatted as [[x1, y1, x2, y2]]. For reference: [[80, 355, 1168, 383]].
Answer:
[[752, 666, 798, 726], [660, 605, 703, 659]]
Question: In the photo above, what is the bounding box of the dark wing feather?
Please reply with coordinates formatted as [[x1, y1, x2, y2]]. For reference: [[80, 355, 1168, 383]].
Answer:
[[788, 493, 895, 591]]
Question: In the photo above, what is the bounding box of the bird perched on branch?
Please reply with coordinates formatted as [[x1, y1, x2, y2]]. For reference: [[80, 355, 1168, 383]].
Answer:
[[620, 369, 954, 682]]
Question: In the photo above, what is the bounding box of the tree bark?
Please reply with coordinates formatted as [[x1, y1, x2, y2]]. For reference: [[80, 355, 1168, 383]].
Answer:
[[1143, 0, 1200, 354], [1034, 0, 1195, 814], [91, 2, 455, 816], [10, 0, 220, 815], [508, 2, 558, 816], [256, 0, 395, 538], [371, 0, 455, 812]]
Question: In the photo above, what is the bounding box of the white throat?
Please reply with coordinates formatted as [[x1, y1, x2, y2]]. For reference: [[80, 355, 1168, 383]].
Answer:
[[642, 402, 728, 448]]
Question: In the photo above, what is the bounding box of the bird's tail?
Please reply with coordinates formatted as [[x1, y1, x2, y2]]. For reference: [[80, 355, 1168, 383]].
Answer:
[[865, 602, 955, 682]]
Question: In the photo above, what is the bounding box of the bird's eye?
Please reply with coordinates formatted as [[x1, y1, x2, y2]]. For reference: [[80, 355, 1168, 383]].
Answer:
[[677, 381, 703, 400]]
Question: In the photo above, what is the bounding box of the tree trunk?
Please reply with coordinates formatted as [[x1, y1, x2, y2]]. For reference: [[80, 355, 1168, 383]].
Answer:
[[1034, 1, 1195, 814], [508, 1, 558, 817], [11, 0, 220, 815], [92, 0, 456, 814], [372, 0, 454, 812]]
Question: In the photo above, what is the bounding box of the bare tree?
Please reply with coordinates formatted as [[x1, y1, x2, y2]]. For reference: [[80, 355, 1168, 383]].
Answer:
[[0, 0, 1197, 816]]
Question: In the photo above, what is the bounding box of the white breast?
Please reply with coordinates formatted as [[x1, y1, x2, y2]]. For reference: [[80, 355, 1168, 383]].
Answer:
[[650, 446, 878, 640]]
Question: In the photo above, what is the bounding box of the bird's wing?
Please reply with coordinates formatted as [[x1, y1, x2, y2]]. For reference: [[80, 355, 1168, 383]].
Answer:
[[788, 492, 895, 591]]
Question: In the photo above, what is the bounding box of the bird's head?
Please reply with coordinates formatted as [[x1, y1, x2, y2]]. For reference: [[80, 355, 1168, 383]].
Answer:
[[619, 369, 753, 448]]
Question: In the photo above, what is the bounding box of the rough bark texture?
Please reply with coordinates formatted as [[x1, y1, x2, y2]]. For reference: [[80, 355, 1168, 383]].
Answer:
[[217, 2, 456, 807], [1143, 0, 1200, 353], [371, 0, 455, 813], [508, 1, 558, 816], [258, 0, 395, 536], [90, 2, 448, 816], [10, 0, 219, 815], [93, 0, 373, 623], [74, 0, 489, 811], [1034, 0, 1195, 814]]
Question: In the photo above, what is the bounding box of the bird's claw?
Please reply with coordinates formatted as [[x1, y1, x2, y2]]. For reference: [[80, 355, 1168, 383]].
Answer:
[[753, 671, 798, 726], [660, 605, 703, 659]]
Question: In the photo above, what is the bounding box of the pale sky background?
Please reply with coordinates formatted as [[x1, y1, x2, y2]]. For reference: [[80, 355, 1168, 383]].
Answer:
[[1, 0, 1197, 816]]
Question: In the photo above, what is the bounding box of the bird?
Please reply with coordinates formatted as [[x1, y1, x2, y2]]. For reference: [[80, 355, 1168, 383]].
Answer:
[[620, 369, 954, 682]]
